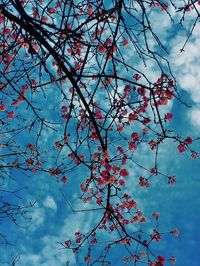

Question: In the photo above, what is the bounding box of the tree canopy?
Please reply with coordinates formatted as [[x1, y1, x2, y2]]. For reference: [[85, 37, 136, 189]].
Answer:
[[0, 0, 199, 265]]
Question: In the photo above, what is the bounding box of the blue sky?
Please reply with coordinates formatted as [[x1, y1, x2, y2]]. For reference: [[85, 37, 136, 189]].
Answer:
[[1, 2, 200, 266]]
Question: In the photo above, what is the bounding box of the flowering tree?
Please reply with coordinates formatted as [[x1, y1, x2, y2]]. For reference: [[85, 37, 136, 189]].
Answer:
[[0, 0, 199, 265]]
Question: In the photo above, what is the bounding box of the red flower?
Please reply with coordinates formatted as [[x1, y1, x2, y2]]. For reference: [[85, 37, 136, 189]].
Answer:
[[131, 132, 140, 142], [95, 109, 103, 119], [129, 112, 138, 121], [84, 256, 92, 262], [172, 228, 179, 236], [0, 15, 4, 24], [105, 38, 112, 45], [128, 141, 137, 151], [11, 100, 19, 106], [120, 168, 129, 177], [47, 8, 56, 14], [133, 73, 141, 81], [61, 176, 68, 183], [65, 240, 71, 248], [125, 199, 137, 210], [2, 27, 11, 35], [191, 151, 199, 159], [98, 44, 106, 54], [61, 105, 68, 112], [123, 39, 128, 47], [119, 179, 125, 186], [21, 85, 28, 91], [7, 111, 15, 119], [177, 143, 187, 153], [117, 146, 124, 154], [90, 132, 99, 140], [122, 155, 127, 165], [0, 104, 6, 111], [96, 197, 103, 205], [157, 255, 165, 264], [36, 161, 42, 167], [26, 158, 34, 165], [165, 113, 173, 121], [184, 136, 192, 144], [105, 163, 112, 171], [31, 79, 37, 85], [117, 124, 123, 132]]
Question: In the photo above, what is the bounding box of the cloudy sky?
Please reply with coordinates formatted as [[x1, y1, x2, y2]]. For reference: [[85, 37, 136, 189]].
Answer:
[[1, 2, 200, 266]]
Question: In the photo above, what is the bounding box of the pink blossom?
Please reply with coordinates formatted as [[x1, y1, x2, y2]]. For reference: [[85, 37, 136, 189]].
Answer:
[[119, 179, 125, 186], [148, 140, 157, 150], [128, 112, 138, 121], [117, 124, 123, 132], [191, 151, 199, 159], [0, 104, 6, 111], [122, 155, 127, 165], [31, 79, 37, 86], [105, 163, 112, 171], [184, 136, 192, 144], [98, 44, 106, 53], [137, 87, 146, 96], [168, 176, 176, 185], [0, 15, 4, 24], [120, 168, 129, 177], [124, 199, 137, 210], [3, 27, 11, 35], [7, 111, 15, 119], [165, 113, 173, 121], [177, 143, 187, 153], [91, 238, 97, 244], [55, 141, 62, 150], [133, 73, 141, 81], [47, 7, 56, 14], [26, 143, 35, 151], [105, 38, 112, 45], [61, 105, 68, 112], [42, 16, 48, 23], [5, 54, 13, 62], [96, 197, 103, 205], [84, 256, 92, 262], [139, 176, 150, 188], [65, 240, 71, 248], [95, 109, 103, 119], [151, 231, 162, 242], [11, 100, 19, 106], [61, 176, 68, 183], [157, 255, 165, 264], [131, 132, 140, 141], [26, 158, 34, 165], [123, 39, 128, 47], [117, 146, 124, 154], [21, 85, 28, 91], [90, 132, 99, 140], [128, 141, 137, 151], [172, 228, 179, 236], [36, 161, 42, 168]]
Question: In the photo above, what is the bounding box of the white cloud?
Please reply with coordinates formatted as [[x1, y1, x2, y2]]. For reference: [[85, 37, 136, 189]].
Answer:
[[41, 235, 75, 266], [17, 198, 99, 266], [19, 254, 41, 266], [43, 196, 57, 210], [29, 207, 45, 231], [188, 107, 200, 128], [169, 26, 200, 127]]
